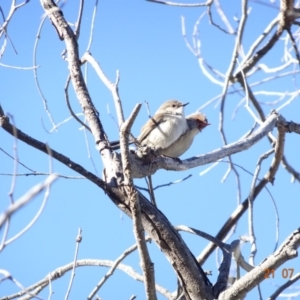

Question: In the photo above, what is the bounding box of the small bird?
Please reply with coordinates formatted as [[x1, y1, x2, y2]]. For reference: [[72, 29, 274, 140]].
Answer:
[[158, 112, 209, 157], [136, 100, 189, 151]]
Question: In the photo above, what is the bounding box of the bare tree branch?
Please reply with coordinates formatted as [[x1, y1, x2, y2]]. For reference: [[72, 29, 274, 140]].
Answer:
[[268, 272, 300, 299], [198, 117, 287, 265], [1, 2, 296, 299], [233, 0, 296, 81], [120, 103, 157, 299], [247, 149, 274, 267], [40, 0, 110, 161], [219, 226, 300, 300], [64, 228, 82, 300], [0, 104, 106, 188], [0, 259, 172, 300], [81, 52, 125, 127], [0, 174, 58, 230], [87, 237, 154, 299], [130, 112, 281, 178], [146, 0, 213, 7], [74, 0, 84, 39], [64, 74, 91, 132]]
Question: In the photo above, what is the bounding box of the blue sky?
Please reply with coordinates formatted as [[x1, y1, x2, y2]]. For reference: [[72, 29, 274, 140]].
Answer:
[[1, 0, 300, 299]]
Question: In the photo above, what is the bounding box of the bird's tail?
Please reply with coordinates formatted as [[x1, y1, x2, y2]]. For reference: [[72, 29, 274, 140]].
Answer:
[[110, 135, 135, 150]]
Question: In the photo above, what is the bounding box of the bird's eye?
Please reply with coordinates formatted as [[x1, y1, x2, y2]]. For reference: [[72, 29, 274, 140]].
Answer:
[[172, 104, 176, 108]]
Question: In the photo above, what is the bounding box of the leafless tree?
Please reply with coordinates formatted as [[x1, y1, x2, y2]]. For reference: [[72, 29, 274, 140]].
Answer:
[[1, 0, 300, 299]]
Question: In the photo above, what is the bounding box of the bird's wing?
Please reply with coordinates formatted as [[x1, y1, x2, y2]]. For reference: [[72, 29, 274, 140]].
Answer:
[[137, 113, 168, 144]]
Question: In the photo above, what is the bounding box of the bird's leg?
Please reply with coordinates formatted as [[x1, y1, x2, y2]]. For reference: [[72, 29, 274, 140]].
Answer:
[[136, 145, 158, 158]]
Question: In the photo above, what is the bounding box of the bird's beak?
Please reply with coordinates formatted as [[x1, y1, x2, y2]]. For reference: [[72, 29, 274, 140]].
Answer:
[[198, 121, 210, 132], [182, 102, 189, 107], [199, 120, 210, 130]]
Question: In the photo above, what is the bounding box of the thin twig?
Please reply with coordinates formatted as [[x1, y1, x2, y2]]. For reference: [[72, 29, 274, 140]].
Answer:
[[64, 75, 91, 132], [0, 0, 29, 51], [207, 0, 235, 34], [88, 237, 152, 299], [0, 172, 85, 179], [286, 27, 300, 67], [0, 270, 44, 300], [146, 0, 213, 7], [217, 0, 248, 206], [145, 176, 157, 207], [237, 16, 279, 72], [1, 144, 55, 250], [181, 15, 225, 86], [74, 0, 84, 38], [65, 228, 82, 300], [86, 0, 99, 51], [0, 62, 39, 69], [281, 155, 300, 182], [32, 13, 57, 130], [267, 272, 300, 300], [0, 105, 106, 188], [0, 174, 58, 229], [248, 149, 274, 267], [81, 52, 125, 126], [175, 225, 229, 250], [153, 174, 192, 190], [6, 114, 18, 203]]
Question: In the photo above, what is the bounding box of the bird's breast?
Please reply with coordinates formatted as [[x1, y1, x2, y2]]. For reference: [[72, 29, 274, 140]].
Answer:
[[146, 114, 188, 149]]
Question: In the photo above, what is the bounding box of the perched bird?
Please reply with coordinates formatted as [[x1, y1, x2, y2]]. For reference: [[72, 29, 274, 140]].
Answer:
[[136, 100, 189, 151], [158, 112, 209, 157], [110, 103, 209, 158]]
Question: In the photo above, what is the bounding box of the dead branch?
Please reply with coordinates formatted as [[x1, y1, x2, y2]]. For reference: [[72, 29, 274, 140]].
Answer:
[[198, 117, 287, 265], [1, 259, 171, 300], [219, 226, 300, 300], [0, 174, 58, 230]]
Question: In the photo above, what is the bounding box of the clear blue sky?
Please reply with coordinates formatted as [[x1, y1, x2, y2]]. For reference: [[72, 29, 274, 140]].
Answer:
[[1, 0, 300, 299]]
